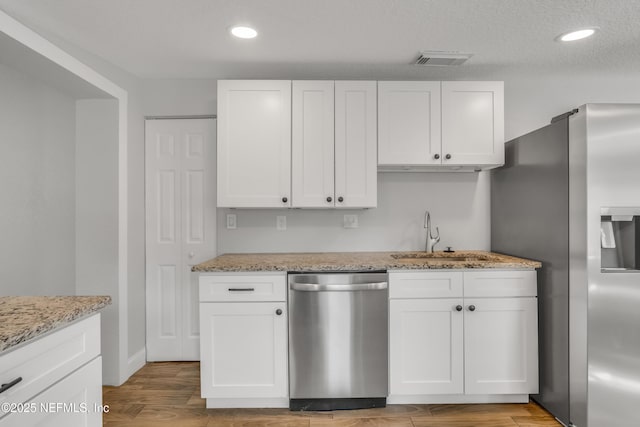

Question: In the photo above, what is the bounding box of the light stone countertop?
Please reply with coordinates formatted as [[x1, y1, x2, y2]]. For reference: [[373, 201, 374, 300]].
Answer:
[[0, 296, 111, 353], [193, 250, 541, 273]]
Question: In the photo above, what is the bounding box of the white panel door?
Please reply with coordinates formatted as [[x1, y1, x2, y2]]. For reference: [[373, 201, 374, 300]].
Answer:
[[464, 297, 539, 395], [441, 81, 504, 166], [292, 81, 335, 207], [389, 298, 464, 395], [145, 118, 216, 361], [217, 80, 291, 208], [378, 81, 441, 166], [199, 302, 288, 398], [334, 81, 377, 208]]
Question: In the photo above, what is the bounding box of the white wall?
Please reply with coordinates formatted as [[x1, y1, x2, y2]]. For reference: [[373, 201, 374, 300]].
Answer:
[[505, 71, 640, 141], [218, 172, 490, 253], [38, 34, 147, 376], [75, 99, 120, 384], [139, 79, 492, 255], [175, 72, 640, 256], [0, 63, 76, 295], [141, 79, 217, 116]]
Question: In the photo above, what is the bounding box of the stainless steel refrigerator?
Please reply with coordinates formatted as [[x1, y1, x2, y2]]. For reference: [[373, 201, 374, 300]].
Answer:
[[491, 104, 640, 427]]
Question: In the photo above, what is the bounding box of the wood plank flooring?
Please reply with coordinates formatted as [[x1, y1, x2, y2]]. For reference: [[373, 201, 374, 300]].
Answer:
[[103, 362, 562, 427]]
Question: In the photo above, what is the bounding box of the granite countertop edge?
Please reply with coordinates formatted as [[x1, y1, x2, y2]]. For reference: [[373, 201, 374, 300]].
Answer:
[[0, 296, 112, 354], [192, 250, 542, 273]]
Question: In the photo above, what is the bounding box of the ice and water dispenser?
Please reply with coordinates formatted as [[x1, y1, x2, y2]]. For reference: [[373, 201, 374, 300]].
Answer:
[[601, 207, 640, 272]]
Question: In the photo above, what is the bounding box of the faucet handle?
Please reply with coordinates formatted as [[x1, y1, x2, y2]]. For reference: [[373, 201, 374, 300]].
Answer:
[[431, 226, 440, 240]]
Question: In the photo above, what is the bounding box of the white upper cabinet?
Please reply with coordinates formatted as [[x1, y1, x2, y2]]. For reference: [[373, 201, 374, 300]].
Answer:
[[441, 81, 504, 167], [217, 80, 292, 208], [378, 81, 441, 166], [291, 80, 377, 208], [218, 80, 376, 208], [334, 81, 377, 208], [378, 81, 504, 171], [291, 81, 335, 208]]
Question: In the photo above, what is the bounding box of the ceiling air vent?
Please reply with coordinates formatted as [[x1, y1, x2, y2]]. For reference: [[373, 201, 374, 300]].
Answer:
[[414, 51, 473, 66]]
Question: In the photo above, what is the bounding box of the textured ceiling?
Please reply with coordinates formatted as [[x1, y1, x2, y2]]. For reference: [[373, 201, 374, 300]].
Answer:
[[0, 0, 639, 79]]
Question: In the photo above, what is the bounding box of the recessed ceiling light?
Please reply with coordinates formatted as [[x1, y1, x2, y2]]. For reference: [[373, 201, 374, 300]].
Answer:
[[556, 27, 598, 42], [231, 26, 258, 39]]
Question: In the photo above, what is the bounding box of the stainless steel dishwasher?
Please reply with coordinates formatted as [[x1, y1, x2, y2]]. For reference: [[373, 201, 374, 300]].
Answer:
[[288, 272, 388, 411]]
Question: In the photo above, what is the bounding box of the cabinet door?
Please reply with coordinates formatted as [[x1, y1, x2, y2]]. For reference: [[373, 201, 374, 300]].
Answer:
[[292, 81, 335, 207], [464, 297, 538, 395], [389, 299, 463, 395], [200, 302, 288, 398], [378, 81, 441, 166], [441, 81, 504, 166], [335, 81, 377, 208], [217, 80, 291, 208]]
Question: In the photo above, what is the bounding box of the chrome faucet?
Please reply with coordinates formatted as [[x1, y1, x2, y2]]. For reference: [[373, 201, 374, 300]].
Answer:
[[424, 211, 440, 252]]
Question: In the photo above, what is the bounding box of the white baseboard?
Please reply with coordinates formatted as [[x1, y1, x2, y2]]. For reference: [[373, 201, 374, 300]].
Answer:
[[206, 398, 289, 408], [387, 394, 530, 404], [127, 347, 146, 377]]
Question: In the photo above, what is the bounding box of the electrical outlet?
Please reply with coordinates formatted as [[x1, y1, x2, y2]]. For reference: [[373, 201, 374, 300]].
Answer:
[[226, 214, 237, 229], [343, 214, 358, 229], [276, 215, 287, 231]]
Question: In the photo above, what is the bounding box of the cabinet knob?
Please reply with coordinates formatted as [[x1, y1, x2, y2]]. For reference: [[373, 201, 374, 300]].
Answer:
[[338, 196, 344, 203], [326, 196, 332, 203], [468, 305, 476, 312], [282, 197, 288, 203], [445, 154, 452, 160], [276, 309, 283, 316], [434, 154, 440, 160], [455, 305, 463, 312]]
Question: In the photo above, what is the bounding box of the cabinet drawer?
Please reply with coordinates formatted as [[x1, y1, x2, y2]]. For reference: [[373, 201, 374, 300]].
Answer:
[[0, 356, 103, 426], [199, 274, 287, 302], [389, 271, 463, 298], [0, 314, 100, 417], [463, 270, 537, 297]]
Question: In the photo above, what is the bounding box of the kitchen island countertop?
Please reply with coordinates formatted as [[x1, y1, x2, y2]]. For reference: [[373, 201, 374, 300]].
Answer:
[[193, 250, 541, 273], [0, 296, 111, 353]]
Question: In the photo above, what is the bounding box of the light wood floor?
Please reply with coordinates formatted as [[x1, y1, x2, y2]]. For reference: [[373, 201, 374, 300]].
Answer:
[[103, 362, 562, 427]]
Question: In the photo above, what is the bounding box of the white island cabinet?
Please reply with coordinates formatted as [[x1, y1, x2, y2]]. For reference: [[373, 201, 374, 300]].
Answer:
[[199, 273, 288, 408], [0, 314, 103, 427], [389, 269, 538, 404]]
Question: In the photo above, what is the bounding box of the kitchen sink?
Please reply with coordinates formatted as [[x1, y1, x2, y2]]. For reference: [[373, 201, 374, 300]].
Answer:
[[390, 253, 489, 262]]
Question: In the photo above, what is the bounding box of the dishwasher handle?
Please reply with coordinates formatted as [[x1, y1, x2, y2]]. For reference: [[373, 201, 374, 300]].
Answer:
[[290, 282, 388, 292]]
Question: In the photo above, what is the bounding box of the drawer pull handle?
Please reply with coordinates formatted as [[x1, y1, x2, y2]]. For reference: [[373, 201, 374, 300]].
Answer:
[[228, 288, 255, 292], [468, 305, 476, 312], [0, 377, 22, 394]]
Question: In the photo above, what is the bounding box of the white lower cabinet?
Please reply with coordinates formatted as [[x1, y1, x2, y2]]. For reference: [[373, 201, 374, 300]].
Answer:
[[0, 357, 103, 427], [389, 270, 538, 403], [390, 298, 463, 395], [199, 273, 288, 408], [464, 297, 538, 395], [0, 314, 103, 426]]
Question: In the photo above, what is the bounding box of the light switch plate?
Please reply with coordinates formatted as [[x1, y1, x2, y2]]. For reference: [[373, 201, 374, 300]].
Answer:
[[343, 214, 358, 228], [277, 215, 287, 231], [226, 214, 237, 229]]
